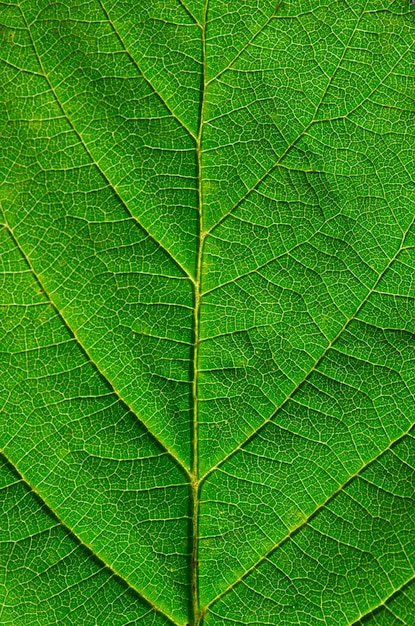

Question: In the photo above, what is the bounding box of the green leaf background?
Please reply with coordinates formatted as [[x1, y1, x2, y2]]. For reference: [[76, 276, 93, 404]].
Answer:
[[1, 0, 415, 624]]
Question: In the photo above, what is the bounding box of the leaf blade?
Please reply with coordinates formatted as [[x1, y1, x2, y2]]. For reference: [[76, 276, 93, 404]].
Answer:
[[1, 0, 415, 624]]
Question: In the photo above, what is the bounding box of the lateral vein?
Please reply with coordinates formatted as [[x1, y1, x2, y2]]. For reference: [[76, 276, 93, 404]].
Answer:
[[18, 1, 195, 284], [0, 451, 183, 626], [205, 424, 415, 614], [200, 214, 415, 483], [97, 0, 198, 141], [347, 573, 415, 626], [3, 222, 191, 480]]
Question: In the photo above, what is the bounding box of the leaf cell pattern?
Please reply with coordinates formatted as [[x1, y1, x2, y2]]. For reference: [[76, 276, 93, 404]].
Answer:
[[1, 0, 415, 624]]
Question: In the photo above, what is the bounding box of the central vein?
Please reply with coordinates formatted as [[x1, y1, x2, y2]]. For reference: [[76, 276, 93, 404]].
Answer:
[[191, 3, 208, 624], [190, 228, 203, 625]]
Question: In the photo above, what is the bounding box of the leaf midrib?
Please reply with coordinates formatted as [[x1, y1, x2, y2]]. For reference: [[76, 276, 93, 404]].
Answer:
[[190, 0, 209, 621]]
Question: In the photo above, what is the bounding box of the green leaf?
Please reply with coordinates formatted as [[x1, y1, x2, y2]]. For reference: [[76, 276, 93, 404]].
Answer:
[[1, 1, 415, 624]]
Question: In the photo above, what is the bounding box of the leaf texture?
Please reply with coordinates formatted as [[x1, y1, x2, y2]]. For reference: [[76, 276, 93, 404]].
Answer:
[[1, 0, 415, 624]]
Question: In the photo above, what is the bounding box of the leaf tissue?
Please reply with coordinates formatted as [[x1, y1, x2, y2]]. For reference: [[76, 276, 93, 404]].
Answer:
[[1, 1, 415, 624]]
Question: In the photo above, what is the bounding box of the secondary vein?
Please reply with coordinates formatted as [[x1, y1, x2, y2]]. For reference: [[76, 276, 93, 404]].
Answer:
[[204, 423, 415, 614], [199, 212, 415, 484], [0, 450, 182, 626], [97, 0, 198, 141], [4, 222, 190, 481], [18, 1, 194, 284]]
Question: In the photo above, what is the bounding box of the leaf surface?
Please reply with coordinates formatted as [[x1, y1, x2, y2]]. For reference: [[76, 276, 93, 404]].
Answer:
[[1, 1, 415, 624]]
